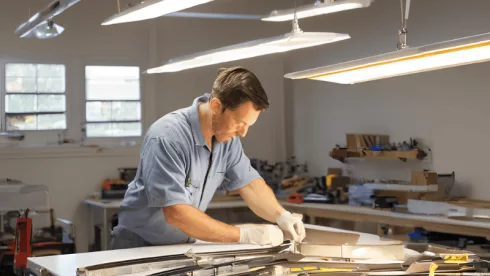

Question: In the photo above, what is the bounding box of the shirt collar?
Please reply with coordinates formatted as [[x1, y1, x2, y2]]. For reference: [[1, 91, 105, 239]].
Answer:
[[189, 93, 209, 147]]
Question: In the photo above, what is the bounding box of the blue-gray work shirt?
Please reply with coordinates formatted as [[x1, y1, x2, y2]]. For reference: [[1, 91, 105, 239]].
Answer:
[[115, 93, 262, 245]]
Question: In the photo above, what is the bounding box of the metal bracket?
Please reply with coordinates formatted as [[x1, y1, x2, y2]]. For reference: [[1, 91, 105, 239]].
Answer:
[[397, 0, 411, 50]]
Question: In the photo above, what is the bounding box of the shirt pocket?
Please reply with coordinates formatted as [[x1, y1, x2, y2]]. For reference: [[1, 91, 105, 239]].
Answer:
[[214, 163, 228, 188], [185, 178, 201, 206]]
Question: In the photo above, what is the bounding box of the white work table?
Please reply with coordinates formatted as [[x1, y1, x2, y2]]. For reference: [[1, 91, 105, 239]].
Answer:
[[83, 198, 249, 251], [27, 242, 267, 276], [27, 224, 381, 276]]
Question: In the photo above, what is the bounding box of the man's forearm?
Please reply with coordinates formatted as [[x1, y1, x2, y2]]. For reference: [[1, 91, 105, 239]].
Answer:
[[163, 204, 240, 243], [238, 178, 287, 223]]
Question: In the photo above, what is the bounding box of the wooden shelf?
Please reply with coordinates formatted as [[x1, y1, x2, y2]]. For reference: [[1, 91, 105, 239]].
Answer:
[[330, 148, 426, 163]]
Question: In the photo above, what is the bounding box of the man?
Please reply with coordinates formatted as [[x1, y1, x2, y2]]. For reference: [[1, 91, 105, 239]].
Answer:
[[110, 67, 306, 249]]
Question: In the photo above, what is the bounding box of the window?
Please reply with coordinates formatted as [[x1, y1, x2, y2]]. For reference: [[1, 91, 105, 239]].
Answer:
[[85, 66, 142, 138], [4, 63, 66, 130]]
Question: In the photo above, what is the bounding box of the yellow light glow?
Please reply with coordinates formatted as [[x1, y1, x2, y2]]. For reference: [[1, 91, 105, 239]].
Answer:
[[284, 32, 490, 84], [312, 41, 490, 84]]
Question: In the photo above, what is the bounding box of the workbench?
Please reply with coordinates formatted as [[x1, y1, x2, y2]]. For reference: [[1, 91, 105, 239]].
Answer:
[[27, 242, 266, 276], [282, 202, 490, 239], [85, 199, 490, 251], [27, 224, 382, 276], [83, 199, 249, 251]]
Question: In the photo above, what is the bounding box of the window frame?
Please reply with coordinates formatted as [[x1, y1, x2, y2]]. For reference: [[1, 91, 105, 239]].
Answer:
[[83, 64, 143, 139], [4, 63, 67, 131], [1, 58, 69, 134]]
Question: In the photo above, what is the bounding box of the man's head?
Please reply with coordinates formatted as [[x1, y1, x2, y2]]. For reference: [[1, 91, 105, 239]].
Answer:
[[208, 67, 269, 143]]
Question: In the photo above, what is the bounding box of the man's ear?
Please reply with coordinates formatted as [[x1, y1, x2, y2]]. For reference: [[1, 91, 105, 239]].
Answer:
[[209, 98, 222, 115]]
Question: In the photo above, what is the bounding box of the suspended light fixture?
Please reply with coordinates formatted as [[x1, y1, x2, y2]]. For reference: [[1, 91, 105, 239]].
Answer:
[[102, 0, 215, 26], [29, 19, 65, 39], [284, 0, 490, 84], [262, 0, 372, 22], [284, 32, 490, 84], [15, 0, 80, 38], [145, 13, 350, 73]]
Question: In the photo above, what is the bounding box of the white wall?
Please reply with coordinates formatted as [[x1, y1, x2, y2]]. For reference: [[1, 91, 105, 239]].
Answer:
[[285, 0, 490, 199], [153, 0, 290, 162], [0, 0, 153, 252], [0, 0, 291, 253]]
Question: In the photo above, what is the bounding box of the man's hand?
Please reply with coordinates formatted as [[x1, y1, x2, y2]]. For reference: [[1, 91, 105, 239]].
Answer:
[[275, 211, 306, 243], [237, 224, 284, 246]]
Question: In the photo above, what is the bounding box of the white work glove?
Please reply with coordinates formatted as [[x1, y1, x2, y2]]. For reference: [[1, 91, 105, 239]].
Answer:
[[275, 211, 306, 243], [238, 224, 284, 246]]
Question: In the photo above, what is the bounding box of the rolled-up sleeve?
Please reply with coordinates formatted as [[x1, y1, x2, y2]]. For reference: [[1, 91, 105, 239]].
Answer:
[[224, 138, 262, 191], [143, 137, 190, 207]]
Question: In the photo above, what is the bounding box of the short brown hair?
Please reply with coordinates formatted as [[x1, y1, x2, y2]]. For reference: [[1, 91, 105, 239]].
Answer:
[[210, 67, 269, 112]]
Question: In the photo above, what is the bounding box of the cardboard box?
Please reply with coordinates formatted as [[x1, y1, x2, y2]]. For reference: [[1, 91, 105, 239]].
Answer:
[[329, 176, 350, 189], [411, 171, 441, 201], [411, 171, 438, 185], [327, 168, 343, 176]]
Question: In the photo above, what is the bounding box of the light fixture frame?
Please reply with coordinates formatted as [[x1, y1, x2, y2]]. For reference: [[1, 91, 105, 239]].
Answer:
[[145, 30, 350, 74], [15, 0, 80, 38], [284, 31, 490, 84], [262, 0, 373, 22], [101, 0, 214, 25]]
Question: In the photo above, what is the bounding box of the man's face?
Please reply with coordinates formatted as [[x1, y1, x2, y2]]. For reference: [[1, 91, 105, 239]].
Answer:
[[211, 100, 261, 143]]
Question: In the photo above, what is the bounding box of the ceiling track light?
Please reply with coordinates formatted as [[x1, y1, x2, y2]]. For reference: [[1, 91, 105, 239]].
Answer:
[[262, 0, 373, 22], [102, 0, 216, 26], [144, 10, 350, 74], [15, 0, 80, 39], [284, 0, 490, 84]]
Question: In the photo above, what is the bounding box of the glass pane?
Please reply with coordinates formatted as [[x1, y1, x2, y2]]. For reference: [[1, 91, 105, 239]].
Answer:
[[86, 79, 140, 100], [6, 115, 37, 130], [85, 66, 139, 79], [6, 77, 37, 92], [38, 77, 65, 93], [6, 64, 36, 77], [5, 94, 36, 113], [86, 122, 141, 137], [111, 101, 141, 121], [86, 102, 112, 122], [112, 122, 141, 137], [86, 123, 112, 137], [37, 64, 65, 78], [38, 114, 66, 130], [38, 95, 65, 112]]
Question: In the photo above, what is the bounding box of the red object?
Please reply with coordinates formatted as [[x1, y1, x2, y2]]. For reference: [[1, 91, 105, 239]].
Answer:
[[287, 193, 304, 204], [10, 210, 32, 272]]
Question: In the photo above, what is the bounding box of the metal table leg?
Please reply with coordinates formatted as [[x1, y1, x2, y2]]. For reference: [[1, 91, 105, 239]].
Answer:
[[102, 208, 107, 251], [89, 206, 94, 251]]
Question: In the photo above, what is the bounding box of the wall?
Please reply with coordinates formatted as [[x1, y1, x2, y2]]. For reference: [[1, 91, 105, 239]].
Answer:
[[154, 0, 291, 163], [0, 0, 291, 253], [285, 0, 490, 199], [0, 0, 153, 252]]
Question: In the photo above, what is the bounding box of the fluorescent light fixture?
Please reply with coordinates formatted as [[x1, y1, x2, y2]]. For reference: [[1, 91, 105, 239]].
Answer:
[[284, 32, 490, 84], [102, 0, 214, 26], [262, 0, 372, 22], [15, 0, 80, 38], [145, 31, 350, 74]]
